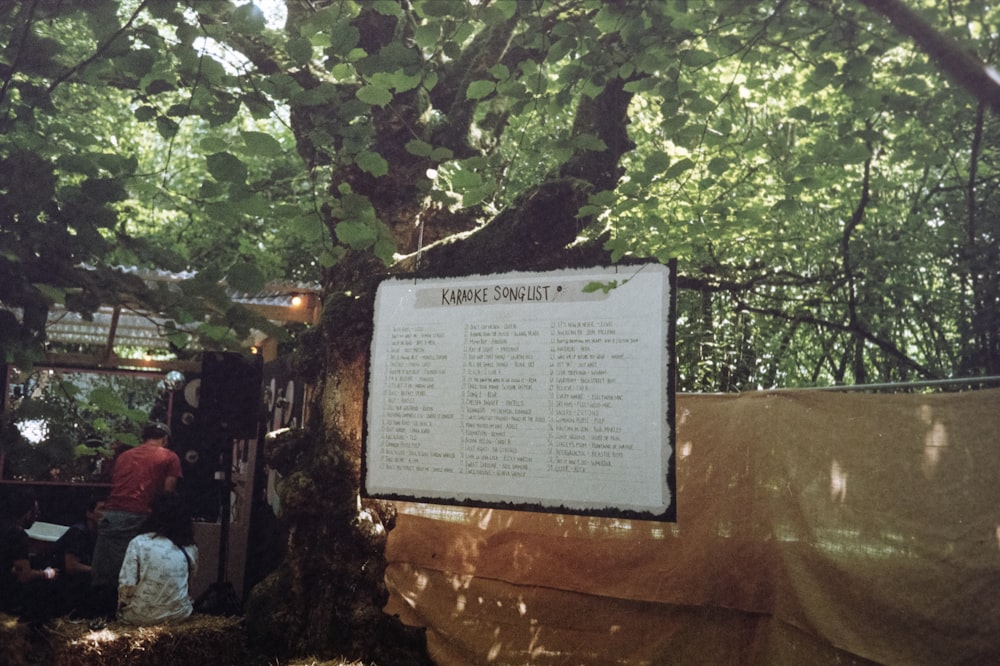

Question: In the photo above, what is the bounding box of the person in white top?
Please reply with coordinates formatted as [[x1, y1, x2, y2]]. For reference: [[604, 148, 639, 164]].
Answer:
[[117, 493, 198, 625]]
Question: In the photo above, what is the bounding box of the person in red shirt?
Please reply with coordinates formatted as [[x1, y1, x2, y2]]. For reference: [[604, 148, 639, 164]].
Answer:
[[90, 422, 182, 616]]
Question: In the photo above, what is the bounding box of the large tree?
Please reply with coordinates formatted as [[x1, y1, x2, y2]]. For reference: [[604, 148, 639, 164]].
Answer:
[[2, 0, 999, 661]]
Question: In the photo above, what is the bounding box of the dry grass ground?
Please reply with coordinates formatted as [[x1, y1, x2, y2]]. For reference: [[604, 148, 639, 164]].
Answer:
[[1, 612, 372, 666]]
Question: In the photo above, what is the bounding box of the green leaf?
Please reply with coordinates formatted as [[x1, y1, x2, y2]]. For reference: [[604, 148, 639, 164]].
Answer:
[[335, 220, 377, 248], [329, 24, 361, 56], [810, 60, 838, 88], [356, 150, 389, 177], [414, 23, 440, 50], [664, 158, 695, 179], [155, 116, 179, 139], [707, 157, 729, 176], [644, 152, 672, 174], [451, 168, 482, 190], [88, 386, 127, 414], [33, 284, 66, 305], [166, 330, 192, 350], [462, 184, 494, 207], [198, 322, 235, 343], [371, 69, 421, 93], [288, 214, 327, 242], [788, 105, 813, 121], [389, 70, 422, 93], [293, 82, 341, 106], [374, 238, 397, 265], [373, 0, 403, 16], [418, 0, 460, 18], [206, 152, 248, 183], [200, 180, 225, 198], [496, 78, 527, 99], [230, 188, 270, 216], [583, 280, 618, 294], [133, 105, 157, 122], [681, 49, 716, 68], [226, 260, 266, 293], [341, 192, 376, 219], [231, 3, 266, 33], [319, 248, 345, 268], [200, 137, 229, 153], [490, 64, 510, 80], [405, 139, 434, 157], [466, 80, 496, 100], [573, 133, 607, 151], [356, 85, 392, 107], [241, 131, 283, 157], [481, 1, 516, 23], [589, 190, 617, 206], [287, 37, 313, 65], [430, 146, 454, 161]]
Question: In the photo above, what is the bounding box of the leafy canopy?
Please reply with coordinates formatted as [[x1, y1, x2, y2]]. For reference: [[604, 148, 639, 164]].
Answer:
[[1, 0, 998, 389]]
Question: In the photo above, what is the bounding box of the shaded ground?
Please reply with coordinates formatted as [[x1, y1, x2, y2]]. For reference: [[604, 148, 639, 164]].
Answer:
[[2, 613, 394, 666]]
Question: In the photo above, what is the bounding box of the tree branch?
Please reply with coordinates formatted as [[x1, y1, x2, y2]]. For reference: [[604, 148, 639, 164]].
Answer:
[[735, 299, 939, 379], [859, 0, 1000, 114]]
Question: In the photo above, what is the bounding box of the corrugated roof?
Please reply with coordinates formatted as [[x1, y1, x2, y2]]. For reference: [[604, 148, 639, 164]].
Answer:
[[2, 269, 321, 367], [45, 305, 187, 349]]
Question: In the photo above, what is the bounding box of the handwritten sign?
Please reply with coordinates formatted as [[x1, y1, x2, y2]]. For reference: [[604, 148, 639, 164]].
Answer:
[[364, 264, 675, 520]]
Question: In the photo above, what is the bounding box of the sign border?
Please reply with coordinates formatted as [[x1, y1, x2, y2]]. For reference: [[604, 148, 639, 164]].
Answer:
[[361, 261, 677, 522]]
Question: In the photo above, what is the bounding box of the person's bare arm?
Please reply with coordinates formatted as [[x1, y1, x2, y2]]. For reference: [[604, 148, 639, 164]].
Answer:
[[12, 557, 57, 583], [63, 552, 91, 575], [164, 475, 178, 493]]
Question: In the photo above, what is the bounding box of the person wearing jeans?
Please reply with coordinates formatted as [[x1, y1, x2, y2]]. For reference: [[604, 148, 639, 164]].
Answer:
[[90, 422, 182, 616]]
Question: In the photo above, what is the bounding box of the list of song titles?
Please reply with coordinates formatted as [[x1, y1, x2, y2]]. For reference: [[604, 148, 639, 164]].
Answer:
[[377, 318, 645, 482]]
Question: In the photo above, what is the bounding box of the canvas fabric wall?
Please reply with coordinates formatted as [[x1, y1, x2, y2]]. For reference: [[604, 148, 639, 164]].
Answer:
[[383, 388, 1000, 665]]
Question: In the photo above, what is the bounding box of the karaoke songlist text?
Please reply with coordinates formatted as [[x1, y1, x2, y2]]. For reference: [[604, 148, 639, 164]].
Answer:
[[378, 318, 643, 481]]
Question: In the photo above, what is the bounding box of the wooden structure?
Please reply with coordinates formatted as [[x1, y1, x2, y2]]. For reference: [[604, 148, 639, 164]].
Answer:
[[1, 276, 320, 602]]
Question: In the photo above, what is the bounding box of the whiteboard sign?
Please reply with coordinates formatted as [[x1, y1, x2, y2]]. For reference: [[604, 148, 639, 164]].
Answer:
[[363, 264, 676, 520]]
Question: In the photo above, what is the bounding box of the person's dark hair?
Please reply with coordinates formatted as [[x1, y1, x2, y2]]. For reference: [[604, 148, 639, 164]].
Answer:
[[1, 487, 37, 520], [84, 493, 107, 515], [142, 422, 171, 441], [142, 493, 195, 548]]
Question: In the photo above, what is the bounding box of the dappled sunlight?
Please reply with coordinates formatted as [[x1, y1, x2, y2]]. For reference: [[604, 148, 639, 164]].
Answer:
[[451, 531, 484, 576], [680, 440, 693, 459], [527, 625, 548, 662], [922, 420, 948, 479], [829, 459, 847, 503], [917, 404, 949, 479], [383, 392, 1000, 665], [394, 578, 423, 621], [476, 508, 495, 530], [812, 528, 921, 560], [450, 573, 476, 591], [486, 627, 503, 662]]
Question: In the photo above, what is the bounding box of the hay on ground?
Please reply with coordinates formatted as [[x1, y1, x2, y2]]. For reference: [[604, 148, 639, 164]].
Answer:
[[0, 612, 31, 666], [44, 614, 245, 666]]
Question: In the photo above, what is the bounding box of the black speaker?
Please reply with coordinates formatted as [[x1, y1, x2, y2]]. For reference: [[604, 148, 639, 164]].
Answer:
[[200, 351, 264, 439]]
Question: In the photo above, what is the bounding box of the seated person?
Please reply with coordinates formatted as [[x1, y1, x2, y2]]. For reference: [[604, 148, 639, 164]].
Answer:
[[117, 493, 198, 625], [48, 495, 105, 617], [0, 488, 59, 622]]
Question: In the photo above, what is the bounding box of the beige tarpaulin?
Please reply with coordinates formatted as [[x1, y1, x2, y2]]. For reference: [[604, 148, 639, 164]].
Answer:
[[383, 388, 1000, 665]]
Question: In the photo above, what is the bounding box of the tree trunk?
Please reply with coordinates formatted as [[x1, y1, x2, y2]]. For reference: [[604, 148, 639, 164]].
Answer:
[[244, 14, 634, 659]]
